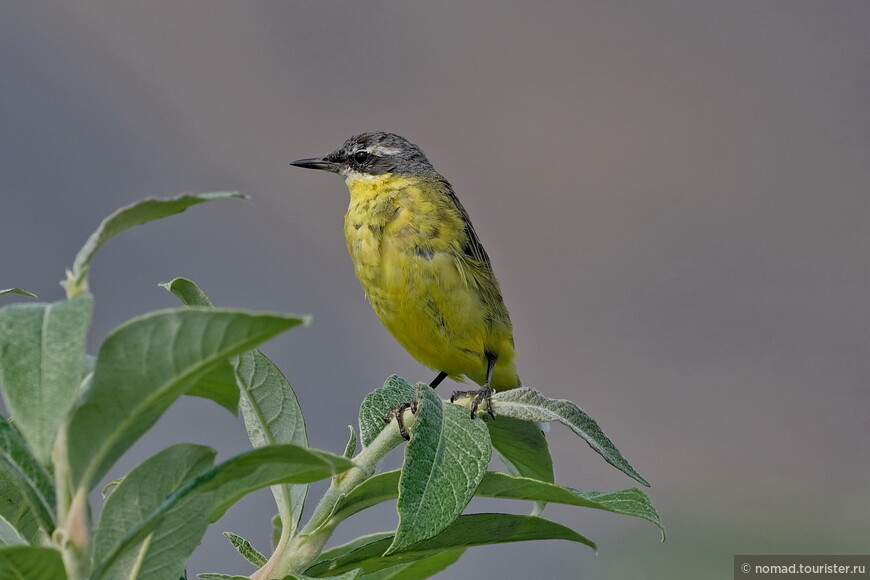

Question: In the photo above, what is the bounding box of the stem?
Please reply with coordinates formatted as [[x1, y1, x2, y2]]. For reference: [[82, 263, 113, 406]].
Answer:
[[53, 426, 72, 532], [250, 512, 293, 580], [252, 414, 411, 579], [52, 424, 91, 580]]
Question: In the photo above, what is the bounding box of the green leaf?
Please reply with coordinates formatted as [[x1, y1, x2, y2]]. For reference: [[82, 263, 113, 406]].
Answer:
[[573, 489, 664, 539], [331, 470, 661, 537], [162, 277, 310, 533], [66, 307, 305, 493], [304, 533, 392, 579], [358, 376, 416, 447], [488, 417, 553, 483], [356, 549, 464, 580], [0, 295, 93, 464], [306, 514, 595, 577], [235, 351, 309, 533], [271, 513, 282, 550], [62, 193, 246, 297], [201, 445, 352, 522], [329, 471, 399, 524], [0, 514, 26, 546], [0, 418, 55, 534], [387, 384, 490, 556], [491, 387, 650, 486], [223, 531, 266, 567], [95, 444, 353, 577], [343, 426, 357, 459], [159, 278, 215, 308], [198, 575, 249, 580], [277, 572, 360, 580], [330, 468, 662, 539], [186, 361, 240, 415], [475, 472, 664, 539], [159, 279, 239, 414], [487, 416, 553, 515], [0, 546, 65, 579], [0, 470, 42, 545], [0, 289, 37, 299], [92, 444, 216, 580]]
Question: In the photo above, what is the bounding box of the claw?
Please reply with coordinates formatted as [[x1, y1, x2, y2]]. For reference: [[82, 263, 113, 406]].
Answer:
[[449, 352, 497, 419], [383, 400, 418, 440], [451, 386, 494, 420]]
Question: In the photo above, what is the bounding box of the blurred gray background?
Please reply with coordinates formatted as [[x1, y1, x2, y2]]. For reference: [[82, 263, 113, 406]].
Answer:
[[2, 2, 868, 578]]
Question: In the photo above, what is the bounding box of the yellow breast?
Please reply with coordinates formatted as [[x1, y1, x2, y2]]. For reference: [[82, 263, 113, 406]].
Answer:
[[343, 172, 519, 389]]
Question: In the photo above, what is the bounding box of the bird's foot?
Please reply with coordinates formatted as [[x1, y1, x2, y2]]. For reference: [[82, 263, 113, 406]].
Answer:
[[382, 399, 418, 440], [450, 385, 495, 420]]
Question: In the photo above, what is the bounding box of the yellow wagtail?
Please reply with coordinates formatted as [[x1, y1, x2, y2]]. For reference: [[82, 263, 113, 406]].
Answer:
[[292, 132, 520, 426]]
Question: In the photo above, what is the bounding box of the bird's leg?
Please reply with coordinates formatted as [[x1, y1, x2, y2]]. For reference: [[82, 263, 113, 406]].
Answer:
[[383, 399, 418, 440], [429, 371, 448, 389], [450, 352, 496, 419]]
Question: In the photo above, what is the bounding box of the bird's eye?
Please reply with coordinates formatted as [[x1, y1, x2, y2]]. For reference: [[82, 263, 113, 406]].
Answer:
[[353, 150, 369, 163]]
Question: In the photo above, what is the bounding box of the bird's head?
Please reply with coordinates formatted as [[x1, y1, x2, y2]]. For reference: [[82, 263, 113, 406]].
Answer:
[[291, 132, 434, 180]]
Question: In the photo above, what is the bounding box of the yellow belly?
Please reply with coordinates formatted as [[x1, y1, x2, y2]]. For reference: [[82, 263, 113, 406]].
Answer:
[[343, 173, 518, 389]]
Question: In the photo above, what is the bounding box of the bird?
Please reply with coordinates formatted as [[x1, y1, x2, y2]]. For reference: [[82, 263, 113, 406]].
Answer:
[[291, 132, 520, 425]]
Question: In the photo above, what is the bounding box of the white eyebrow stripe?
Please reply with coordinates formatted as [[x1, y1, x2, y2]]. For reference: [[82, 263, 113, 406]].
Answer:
[[370, 145, 402, 156]]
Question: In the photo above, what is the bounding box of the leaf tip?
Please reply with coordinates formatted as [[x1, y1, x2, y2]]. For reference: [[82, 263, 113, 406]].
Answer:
[[625, 469, 651, 488], [0, 287, 39, 299], [196, 190, 250, 201]]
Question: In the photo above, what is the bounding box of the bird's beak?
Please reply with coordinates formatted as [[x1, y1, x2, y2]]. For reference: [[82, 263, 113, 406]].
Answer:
[[290, 157, 340, 173]]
